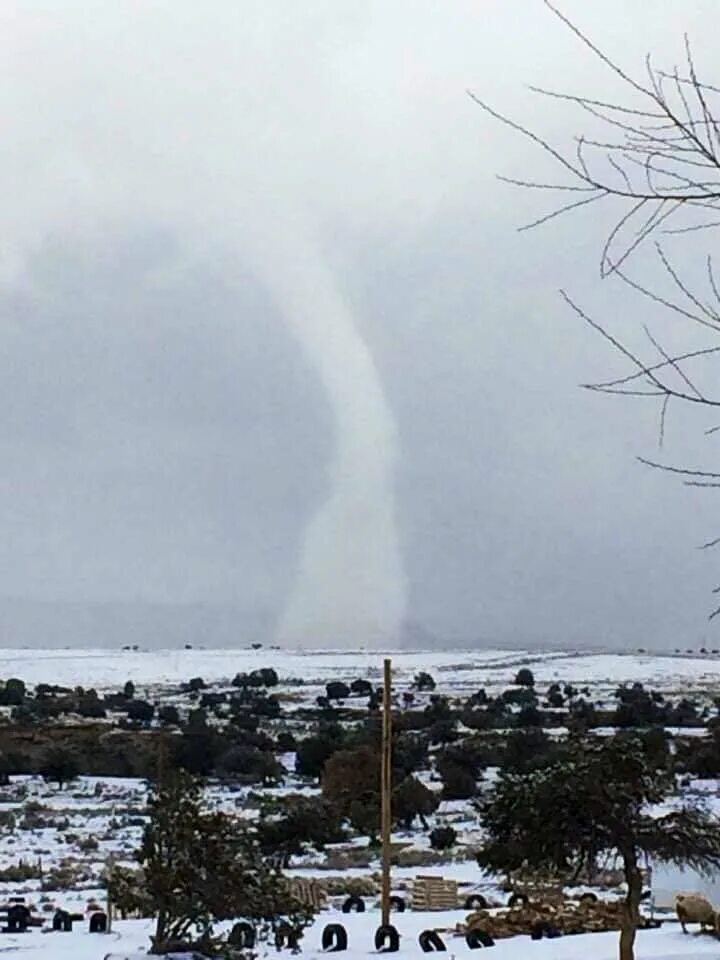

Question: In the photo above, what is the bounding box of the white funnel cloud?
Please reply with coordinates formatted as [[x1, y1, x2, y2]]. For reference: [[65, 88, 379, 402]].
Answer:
[[252, 222, 406, 648], [0, 1, 491, 647]]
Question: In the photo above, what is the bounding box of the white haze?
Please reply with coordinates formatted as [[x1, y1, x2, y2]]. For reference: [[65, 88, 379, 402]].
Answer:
[[0, 2, 718, 650], [0, 1, 464, 647]]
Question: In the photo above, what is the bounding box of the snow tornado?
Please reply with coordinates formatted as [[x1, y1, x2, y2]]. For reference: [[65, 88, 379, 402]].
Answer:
[[253, 223, 406, 648]]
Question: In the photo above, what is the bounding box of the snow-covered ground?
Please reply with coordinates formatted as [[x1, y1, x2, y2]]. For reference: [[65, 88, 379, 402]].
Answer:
[[0, 647, 719, 958], [1, 646, 719, 695], [1, 912, 719, 960], [0, 647, 533, 691]]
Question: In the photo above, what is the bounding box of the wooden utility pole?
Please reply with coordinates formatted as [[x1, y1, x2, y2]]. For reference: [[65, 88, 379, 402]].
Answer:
[[380, 657, 393, 927], [106, 854, 114, 934]]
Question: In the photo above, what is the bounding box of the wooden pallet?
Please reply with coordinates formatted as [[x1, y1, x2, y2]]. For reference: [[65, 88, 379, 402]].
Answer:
[[412, 876, 458, 911], [287, 877, 326, 910]]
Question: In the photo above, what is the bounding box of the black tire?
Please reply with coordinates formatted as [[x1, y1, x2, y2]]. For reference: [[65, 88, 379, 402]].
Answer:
[[375, 924, 400, 952], [419, 930, 447, 952], [6, 905, 30, 934], [341, 896, 365, 914], [88, 911, 108, 933], [389, 895, 406, 913], [229, 922, 256, 949], [508, 893, 529, 908], [464, 895, 488, 910], [321, 923, 348, 952], [466, 929, 495, 948], [578, 892, 598, 904]]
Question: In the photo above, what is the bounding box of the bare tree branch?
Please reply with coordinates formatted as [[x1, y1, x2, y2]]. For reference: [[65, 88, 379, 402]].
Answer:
[[473, 4, 720, 619], [637, 458, 720, 479]]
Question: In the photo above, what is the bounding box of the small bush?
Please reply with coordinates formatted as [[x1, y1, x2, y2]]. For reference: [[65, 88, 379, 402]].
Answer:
[[326, 681, 351, 701], [232, 668, 278, 688], [395, 848, 454, 867], [0, 810, 15, 831], [126, 699, 155, 723], [429, 825, 458, 850], [0, 860, 42, 881], [350, 679, 373, 697], [276, 731, 297, 752], [41, 861, 87, 891], [514, 668, 535, 687], [158, 705, 180, 725], [324, 848, 374, 870]]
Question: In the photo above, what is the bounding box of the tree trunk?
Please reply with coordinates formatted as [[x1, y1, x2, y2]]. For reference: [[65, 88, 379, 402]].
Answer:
[[619, 853, 642, 960], [151, 910, 167, 955]]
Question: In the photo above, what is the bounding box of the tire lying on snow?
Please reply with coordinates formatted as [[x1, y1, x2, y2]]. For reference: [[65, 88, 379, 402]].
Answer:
[[466, 928, 495, 948], [321, 923, 348, 952], [375, 924, 400, 952], [419, 929, 447, 952], [341, 895, 365, 914], [508, 893, 529, 908], [464, 895, 488, 910]]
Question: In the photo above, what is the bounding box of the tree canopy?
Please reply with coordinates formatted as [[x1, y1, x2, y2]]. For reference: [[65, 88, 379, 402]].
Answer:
[[138, 770, 314, 954], [477, 734, 720, 960]]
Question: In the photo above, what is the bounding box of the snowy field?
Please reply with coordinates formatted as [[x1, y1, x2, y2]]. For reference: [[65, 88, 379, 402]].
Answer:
[[0, 647, 719, 959], [1, 913, 719, 960], [2, 646, 719, 695], [0, 647, 539, 691]]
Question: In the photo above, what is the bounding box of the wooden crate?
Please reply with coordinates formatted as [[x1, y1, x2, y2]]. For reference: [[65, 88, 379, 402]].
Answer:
[[412, 876, 458, 911]]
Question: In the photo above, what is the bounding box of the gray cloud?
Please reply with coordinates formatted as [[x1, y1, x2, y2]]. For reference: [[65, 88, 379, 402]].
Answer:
[[0, 1, 717, 648]]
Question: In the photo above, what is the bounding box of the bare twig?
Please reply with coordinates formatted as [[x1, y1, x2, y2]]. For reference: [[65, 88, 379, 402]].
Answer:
[[638, 457, 720, 479]]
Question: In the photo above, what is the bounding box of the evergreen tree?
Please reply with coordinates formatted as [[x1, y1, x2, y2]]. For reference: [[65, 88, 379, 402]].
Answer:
[[257, 796, 345, 864], [321, 745, 385, 841], [477, 735, 720, 960], [39, 746, 80, 789], [295, 727, 343, 779], [139, 770, 314, 954], [513, 668, 535, 687], [393, 775, 439, 829]]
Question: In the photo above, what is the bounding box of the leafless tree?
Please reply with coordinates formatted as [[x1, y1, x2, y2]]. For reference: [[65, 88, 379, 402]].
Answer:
[[471, 1, 720, 616]]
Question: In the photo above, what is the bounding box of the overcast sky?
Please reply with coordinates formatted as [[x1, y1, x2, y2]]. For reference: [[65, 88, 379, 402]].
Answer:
[[0, 0, 718, 649]]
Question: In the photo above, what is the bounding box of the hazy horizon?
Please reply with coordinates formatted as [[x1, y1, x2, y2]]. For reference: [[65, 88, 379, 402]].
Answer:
[[0, 595, 693, 653]]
